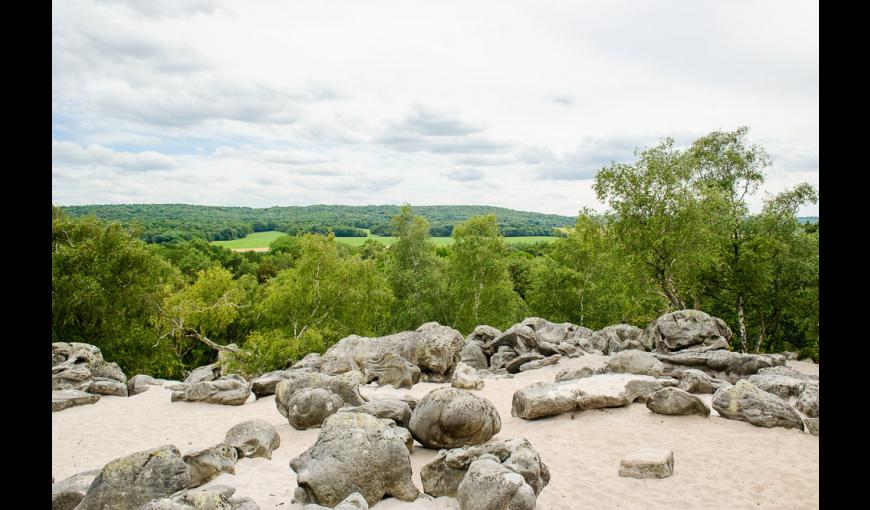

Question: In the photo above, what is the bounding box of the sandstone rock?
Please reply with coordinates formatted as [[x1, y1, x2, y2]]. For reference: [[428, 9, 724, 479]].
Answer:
[[456, 455, 537, 510], [618, 448, 674, 479], [452, 362, 485, 390], [339, 399, 413, 427], [654, 350, 786, 383], [274, 371, 366, 419], [409, 387, 501, 449], [52, 389, 100, 412], [250, 370, 290, 398], [553, 366, 604, 383], [675, 368, 726, 394], [797, 383, 819, 418], [301, 492, 369, 510], [183, 363, 221, 384], [645, 387, 710, 416], [51, 469, 100, 510], [519, 354, 562, 372], [291, 353, 324, 371], [362, 352, 422, 389], [421, 437, 549, 498], [589, 324, 645, 354], [320, 354, 360, 376], [139, 485, 261, 510], [127, 374, 162, 396], [183, 443, 238, 488], [286, 388, 345, 429], [606, 350, 664, 377], [87, 378, 129, 397], [505, 352, 544, 374], [488, 347, 518, 371], [804, 418, 819, 436], [712, 380, 805, 430], [290, 412, 419, 507], [641, 310, 732, 354], [400, 394, 420, 411], [52, 342, 127, 396], [76, 445, 190, 510], [460, 341, 489, 370], [224, 419, 280, 459], [512, 374, 662, 419], [520, 317, 594, 349], [171, 375, 251, 406]]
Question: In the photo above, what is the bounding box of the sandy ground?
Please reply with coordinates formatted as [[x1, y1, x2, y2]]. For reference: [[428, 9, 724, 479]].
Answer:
[[52, 356, 819, 510]]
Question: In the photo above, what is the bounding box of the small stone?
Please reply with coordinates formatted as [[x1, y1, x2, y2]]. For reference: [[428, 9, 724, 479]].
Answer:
[[618, 448, 674, 479]]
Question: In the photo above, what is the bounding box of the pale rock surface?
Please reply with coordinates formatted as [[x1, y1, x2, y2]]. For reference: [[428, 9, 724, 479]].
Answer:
[[712, 380, 805, 430], [223, 419, 280, 459], [452, 362, 485, 390], [618, 448, 674, 479], [409, 387, 501, 449]]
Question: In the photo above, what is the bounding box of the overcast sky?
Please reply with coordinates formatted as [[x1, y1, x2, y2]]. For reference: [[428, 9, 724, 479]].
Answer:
[[52, 0, 819, 217]]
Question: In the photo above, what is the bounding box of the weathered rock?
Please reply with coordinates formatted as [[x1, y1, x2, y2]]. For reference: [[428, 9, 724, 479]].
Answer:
[[606, 350, 664, 377], [654, 350, 786, 383], [290, 412, 419, 507], [224, 419, 280, 459], [51, 469, 100, 510], [184, 363, 221, 384], [76, 445, 190, 510], [804, 418, 819, 436], [505, 352, 544, 374], [139, 485, 261, 510], [512, 374, 662, 419], [363, 352, 422, 389], [87, 378, 129, 397], [712, 380, 805, 430], [520, 317, 594, 348], [452, 362, 485, 390], [322, 322, 465, 378], [275, 371, 366, 418], [676, 368, 725, 394], [658, 377, 679, 387], [519, 354, 562, 372], [250, 370, 290, 398], [421, 437, 549, 498], [52, 389, 100, 412], [301, 492, 368, 510], [618, 448, 674, 479], [461, 341, 489, 370], [456, 455, 537, 510], [553, 366, 604, 383], [747, 366, 818, 401], [797, 383, 819, 418], [171, 375, 252, 406], [183, 443, 238, 488], [285, 388, 345, 429], [491, 324, 538, 354], [589, 324, 645, 354], [466, 325, 502, 356], [292, 353, 324, 371], [128, 374, 162, 396], [488, 347, 518, 371], [409, 388, 501, 449], [400, 394, 420, 411], [641, 309, 732, 354], [320, 354, 360, 376], [52, 342, 127, 397], [782, 351, 799, 361], [645, 387, 710, 416], [339, 398, 413, 427]]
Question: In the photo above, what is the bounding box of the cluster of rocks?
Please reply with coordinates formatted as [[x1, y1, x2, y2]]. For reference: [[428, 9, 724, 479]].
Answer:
[[52, 343, 132, 411], [52, 419, 278, 510]]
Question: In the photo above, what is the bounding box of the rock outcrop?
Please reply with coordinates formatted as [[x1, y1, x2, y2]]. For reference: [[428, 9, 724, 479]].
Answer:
[[589, 324, 646, 354], [52, 342, 128, 398], [641, 310, 733, 354], [653, 350, 786, 383]]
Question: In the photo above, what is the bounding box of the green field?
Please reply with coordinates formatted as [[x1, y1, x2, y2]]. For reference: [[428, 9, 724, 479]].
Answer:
[[211, 231, 560, 250]]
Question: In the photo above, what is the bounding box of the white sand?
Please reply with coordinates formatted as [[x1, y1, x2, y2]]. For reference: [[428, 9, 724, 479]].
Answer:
[[52, 357, 819, 509]]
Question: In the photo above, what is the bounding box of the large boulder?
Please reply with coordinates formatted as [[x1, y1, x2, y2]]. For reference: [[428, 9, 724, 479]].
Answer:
[[641, 310, 732, 354], [676, 368, 729, 394], [512, 373, 662, 419], [52, 342, 128, 396], [289, 412, 419, 507], [460, 341, 489, 370], [127, 374, 162, 396], [274, 371, 366, 419], [362, 353, 422, 389], [488, 347, 518, 371], [183, 363, 221, 385], [520, 317, 594, 348], [250, 370, 291, 398], [408, 388, 501, 449], [712, 380, 805, 430], [589, 324, 646, 354], [653, 350, 786, 383], [797, 384, 819, 418], [171, 375, 251, 405], [52, 389, 100, 412], [421, 437, 549, 498], [452, 362, 485, 390], [456, 455, 537, 510], [466, 325, 502, 358], [285, 388, 346, 429], [224, 419, 280, 459], [322, 322, 464, 378], [183, 443, 238, 488], [645, 387, 710, 416], [51, 469, 100, 510], [605, 350, 664, 377], [76, 445, 190, 510], [339, 399, 413, 427]]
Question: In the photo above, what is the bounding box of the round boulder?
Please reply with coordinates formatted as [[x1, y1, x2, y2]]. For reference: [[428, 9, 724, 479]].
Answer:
[[408, 387, 501, 449]]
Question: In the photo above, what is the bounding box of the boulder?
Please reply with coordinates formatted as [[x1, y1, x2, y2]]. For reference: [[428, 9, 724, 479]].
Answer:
[[51, 469, 100, 510], [460, 341, 489, 370], [421, 437, 549, 498], [712, 380, 805, 430], [511, 373, 662, 419], [797, 383, 819, 418], [362, 352, 422, 389], [250, 370, 291, 398], [641, 310, 732, 354], [274, 371, 366, 419], [505, 352, 544, 374], [605, 350, 664, 377], [52, 389, 100, 412], [292, 353, 325, 371], [183, 363, 221, 384], [452, 362, 485, 390], [224, 419, 280, 459], [519, 354, 562, 372], [339, 398, 413, 428], [87, 378, 129, 397], [285, 388, 345, 429], [519, 317, 594, 348], [488, 347, 518, 371], [409, 388, 501, 449], [290, 412, 419, 507], [183, 443, 238, 488], [456, 455, 537, 510], [76, 445, 190, 510], [653, 350, 786, 383], [320, 354, 360, 376], [645, 387, 710, 416], [589, 324, 645, 354], [466, 325, 502, 355], [127, 374, 162, 396], [747, 366, 818, 404], [618, 448, 674, 479], [676, 368, 728, 394], [171, 375, 251, 406], [322, 322, 465, 378], [52, 342, 127, 396], [804, 418, 819, 436], [554, 366, 604, 383]]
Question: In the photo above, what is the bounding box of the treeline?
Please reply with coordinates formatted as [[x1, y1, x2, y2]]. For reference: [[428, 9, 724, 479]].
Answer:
[[51, 127, 819, 381], [59, 204, 574, 243]]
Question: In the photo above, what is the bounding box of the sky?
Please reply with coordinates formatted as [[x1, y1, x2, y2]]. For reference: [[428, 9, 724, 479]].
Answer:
[[52, 0, 819, 217]]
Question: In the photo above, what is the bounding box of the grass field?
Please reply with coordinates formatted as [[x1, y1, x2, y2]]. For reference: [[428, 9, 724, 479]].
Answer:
[[211, 231, 560, 251]]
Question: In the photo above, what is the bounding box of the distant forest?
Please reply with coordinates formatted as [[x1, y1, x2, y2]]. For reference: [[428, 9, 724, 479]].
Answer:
[[60, 204, 576, 243]]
